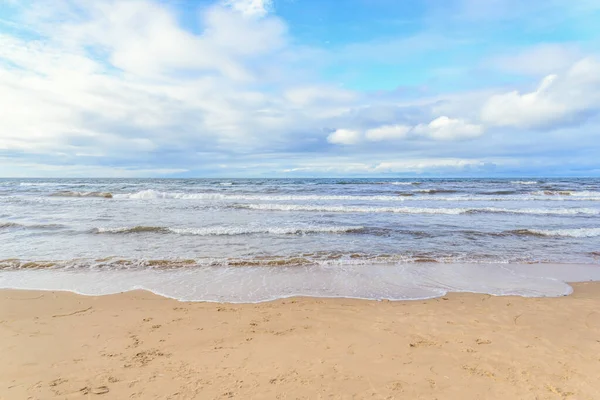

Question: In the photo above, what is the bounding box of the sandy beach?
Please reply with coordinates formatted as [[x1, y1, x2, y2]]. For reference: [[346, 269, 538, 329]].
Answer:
[[1, 284, 600, 399]]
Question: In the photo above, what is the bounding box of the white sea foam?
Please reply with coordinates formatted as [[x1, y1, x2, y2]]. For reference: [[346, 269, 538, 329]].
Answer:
[[517, 228, 600, 238], [237, 204, 466, 214], [21, 182, 108, 187], [115, 190, 412, 201], [93, 225, 364, 236], [2, 263, 600, 303], [115, 190, 406, 201], [535, 190, 600, 197], [112, 190, 600, 202], [235, 203, 600, 215], [20, 182, 61, 187], [512, 181, 539, 185], [387, 182, 420, 186]]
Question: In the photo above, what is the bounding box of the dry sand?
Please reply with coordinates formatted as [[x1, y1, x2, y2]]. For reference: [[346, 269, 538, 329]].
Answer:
[[1, 283, 600, 399]]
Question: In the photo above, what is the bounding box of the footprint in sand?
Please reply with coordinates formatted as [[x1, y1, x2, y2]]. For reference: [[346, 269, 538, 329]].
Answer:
[[409, 336, 439, 348], [80, 386, 110, 395]]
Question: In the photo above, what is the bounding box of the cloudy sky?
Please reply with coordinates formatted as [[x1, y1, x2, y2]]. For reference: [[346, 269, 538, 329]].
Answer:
[[1, 0, 599, 177]]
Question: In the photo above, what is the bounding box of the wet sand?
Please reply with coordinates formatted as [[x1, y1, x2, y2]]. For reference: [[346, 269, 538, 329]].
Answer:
[[1, 283, 600, 399]]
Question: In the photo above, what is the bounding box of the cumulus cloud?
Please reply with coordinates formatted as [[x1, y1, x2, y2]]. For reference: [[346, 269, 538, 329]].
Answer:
[[222, 0, 273, 17], [327, 129, 362, 145], [330, 117, 483, 145], [481, 58, 600, 129], [0, 0, 316, 165], [413, 117, 484, 140]]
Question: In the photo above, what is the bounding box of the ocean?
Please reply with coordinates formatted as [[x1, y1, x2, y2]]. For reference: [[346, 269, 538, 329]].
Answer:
[[1, 178, 599, 302]]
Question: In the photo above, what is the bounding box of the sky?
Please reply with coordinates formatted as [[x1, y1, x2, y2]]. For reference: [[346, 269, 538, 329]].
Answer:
[[0, 0, 599, 178]]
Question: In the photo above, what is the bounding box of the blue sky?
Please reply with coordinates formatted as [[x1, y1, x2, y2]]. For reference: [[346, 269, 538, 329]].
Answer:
[[0, 0, 599, 177]]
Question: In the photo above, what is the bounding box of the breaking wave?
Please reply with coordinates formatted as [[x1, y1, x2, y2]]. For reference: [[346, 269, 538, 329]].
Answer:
[[535, 190, 600, 197], [414, 189, 459, 194], [111, 190, 600, 202], [480, 190, 519, 195], [234, 203, 600, 216], [0, 251, 528, 271], [20, 182, 62, 187], [511, 228, 600, 238], [50, 191, 113, 199], [512, 181, 539, 185], [115, 190, 414, 201], [92, 225, 366, 236], [0, 222, 66, 230]]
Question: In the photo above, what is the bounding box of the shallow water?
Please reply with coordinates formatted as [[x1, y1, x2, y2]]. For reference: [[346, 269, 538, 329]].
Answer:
[[1, 178, 599, 301]]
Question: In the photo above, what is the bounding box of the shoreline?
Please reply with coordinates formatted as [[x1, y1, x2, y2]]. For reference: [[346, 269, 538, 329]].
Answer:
[[2, 283, 600, 399], [0, 283, 581, 304], [3, 262, 600, 303]]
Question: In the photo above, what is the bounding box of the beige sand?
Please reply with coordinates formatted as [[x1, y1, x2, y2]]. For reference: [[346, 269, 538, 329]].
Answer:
[[1, 284, 600, 399]]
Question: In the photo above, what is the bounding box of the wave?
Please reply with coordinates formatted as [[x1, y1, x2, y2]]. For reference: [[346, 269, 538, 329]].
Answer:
[[234, 203, 600, 215], [0, 251, 529, 271], [236, 204, 467, 214], [0, 221, 66, 230], [109, 190, 600, 202], [539, 191, 574, 196], [92, 225, 365, 236], [512, 181, 539, 185], [93, 226, 169, 234], [535, 190, 600, 197], [480, 190, 519, 195], [5, 261, 600, 302], [511, 228, 600, 238], [414, 189, 459, 194], [90, 224, 600, 238], [115, 190, 420, 201], [331, 181, 420, 185], [50, 191, 113, 199], [21, 182, 109, 188], [20, 182, 62, 187]]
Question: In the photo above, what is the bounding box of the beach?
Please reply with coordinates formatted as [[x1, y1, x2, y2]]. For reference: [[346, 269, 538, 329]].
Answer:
[[2, 284, 600, 399]]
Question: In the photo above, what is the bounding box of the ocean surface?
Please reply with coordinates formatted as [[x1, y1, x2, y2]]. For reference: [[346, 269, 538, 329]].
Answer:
[[1, 178, 600, 302]]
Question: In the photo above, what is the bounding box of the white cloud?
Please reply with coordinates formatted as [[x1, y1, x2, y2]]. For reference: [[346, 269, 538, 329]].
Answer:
[[0, 159, 187, 178], [1, 1, 599, 177], [365, 125, 412, 141], [0, 0, 311, 160], [332, 117, 483, 145], [413, 116, 484, 140], [481, 58, 600, 129], [488, 44, 582, 76], [327, 129, 361, 145], [280, 157, 503, 175], [51, 2, 286, 80], [222, 0, 273, 18]]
